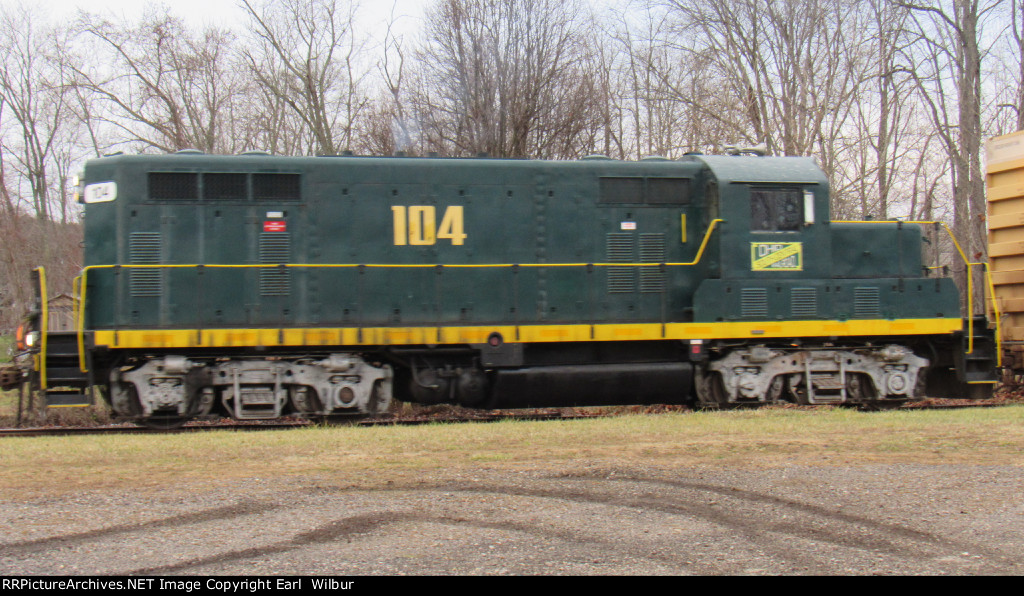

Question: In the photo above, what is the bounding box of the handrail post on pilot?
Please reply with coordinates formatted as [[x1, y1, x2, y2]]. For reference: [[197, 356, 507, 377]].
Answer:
[[33, 267, 48, 388]]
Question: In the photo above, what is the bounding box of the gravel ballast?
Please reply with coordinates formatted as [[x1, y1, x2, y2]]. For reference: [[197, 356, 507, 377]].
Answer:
[[2, 463, 1022, 575]]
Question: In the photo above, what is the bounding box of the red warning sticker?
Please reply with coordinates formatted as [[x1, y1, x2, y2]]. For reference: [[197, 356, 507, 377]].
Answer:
[[264, 220, 287, 232]]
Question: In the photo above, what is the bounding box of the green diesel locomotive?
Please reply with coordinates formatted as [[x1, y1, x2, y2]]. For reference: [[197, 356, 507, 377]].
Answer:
[[49, 151, 996, 425]]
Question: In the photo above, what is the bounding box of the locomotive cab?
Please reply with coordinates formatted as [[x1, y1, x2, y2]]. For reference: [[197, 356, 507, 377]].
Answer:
[[689, 156, 984, 406]]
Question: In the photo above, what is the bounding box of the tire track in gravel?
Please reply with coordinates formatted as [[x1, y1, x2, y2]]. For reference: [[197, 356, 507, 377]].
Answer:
[[129, 475, 1017, 574], [0, 502, 279, 556], [612, 474, 1023, 568], [444, 482, 837, 574], [128, 513, 419, 575], [116, 481, 934, 574], [5, 473, 1020, 575], [445, 476, 1019, 574], [128, 510, 713, 575]]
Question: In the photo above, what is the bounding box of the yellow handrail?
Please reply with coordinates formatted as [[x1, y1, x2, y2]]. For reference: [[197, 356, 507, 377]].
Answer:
[[984, 261, 1003, 367], [73, 275, 84, 373], [34, 267, 48, 388]]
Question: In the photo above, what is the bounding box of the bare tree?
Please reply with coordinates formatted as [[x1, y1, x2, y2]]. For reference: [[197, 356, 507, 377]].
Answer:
[[824, 0, 930, 220], [1012, 0, 1024, 131], [661, 0, 862, 159], [0, 5, 81, 221], [899, 0, 1000, 312], [635, 4, 764, 157], [360, 6, 418, 156], [0, 100, 18, 219], [404, 0, 603, 159], [72, 8, 245, 153], [240, 0, 370, 156], [607, 6, 728, 159], [862, 0, 914, 219], [987, 0, 1024, 134], [0, 5, 87, 331], [0, 213, 83, 332]]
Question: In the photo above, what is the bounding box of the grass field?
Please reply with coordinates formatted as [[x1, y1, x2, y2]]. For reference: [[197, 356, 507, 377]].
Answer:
[[2, 406, 1022, 499]]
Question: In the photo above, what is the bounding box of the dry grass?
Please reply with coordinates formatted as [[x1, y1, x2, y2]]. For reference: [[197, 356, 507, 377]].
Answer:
[[0, 389, 114, 427], [2, 405, 1022, 499]]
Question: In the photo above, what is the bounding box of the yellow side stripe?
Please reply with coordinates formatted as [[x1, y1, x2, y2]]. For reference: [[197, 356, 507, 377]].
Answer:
[[93, 319, 964, 350]]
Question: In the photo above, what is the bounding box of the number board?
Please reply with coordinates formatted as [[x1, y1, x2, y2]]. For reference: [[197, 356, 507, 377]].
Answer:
[[751, 242, 803, 271]]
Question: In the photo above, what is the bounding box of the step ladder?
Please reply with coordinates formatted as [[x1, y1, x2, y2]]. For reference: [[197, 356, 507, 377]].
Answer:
[[958, 316, 999, 399], [38, 331, 91, 408]]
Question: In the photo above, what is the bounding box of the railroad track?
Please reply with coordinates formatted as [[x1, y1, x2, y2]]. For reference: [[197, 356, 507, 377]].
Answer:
[[0, 409, 603, 437], [0, 400, 1018, 438]]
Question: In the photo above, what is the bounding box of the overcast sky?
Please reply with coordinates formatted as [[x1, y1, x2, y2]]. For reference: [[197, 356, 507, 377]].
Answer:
[[0, 0, 431, 41]]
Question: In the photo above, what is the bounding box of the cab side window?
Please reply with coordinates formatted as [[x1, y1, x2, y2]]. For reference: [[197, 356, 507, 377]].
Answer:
[[751, 188, 802, 231]]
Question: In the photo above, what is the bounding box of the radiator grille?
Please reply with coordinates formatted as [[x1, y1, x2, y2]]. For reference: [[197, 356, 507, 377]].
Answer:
[[606, 233, 635, 293], [853, 287, 880, 318], [639, 233, 666, 293], [149, 172, 197, 201], [254, 173, 300, 201], [791, 287, 817, 318], [259, 232, 291, 296], [128, 232, 162, 297], [204, 173, 247, 200], [741, 288, 768, 318]]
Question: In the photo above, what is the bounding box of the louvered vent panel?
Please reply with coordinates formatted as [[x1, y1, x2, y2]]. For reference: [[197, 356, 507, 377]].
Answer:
[[853, 287, 880, 319], [639, 233, 666, 293], [791, 287, 817, 318], [128, 232, 162, 297], [741, 288, 768, 318], [606, 233, 635, 293], [259, 232, 291, 296]]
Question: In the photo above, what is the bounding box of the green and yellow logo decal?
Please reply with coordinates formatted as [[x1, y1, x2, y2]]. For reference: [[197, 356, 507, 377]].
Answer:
[[751, 242, 803, 271]]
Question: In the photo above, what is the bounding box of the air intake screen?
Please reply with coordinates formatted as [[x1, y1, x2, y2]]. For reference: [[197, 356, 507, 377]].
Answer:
[[854, 287, 880, 319], [259, 232, 291, 296], [639, 233, 666, 293], [128, 232, 162, 297], [791, 287, 817, 318], [606, 233, 635, 293], [741, 288, 768, 318]]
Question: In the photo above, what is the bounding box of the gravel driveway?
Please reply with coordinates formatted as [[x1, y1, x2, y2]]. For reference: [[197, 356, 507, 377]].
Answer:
[[2, 463, 1023, 575]]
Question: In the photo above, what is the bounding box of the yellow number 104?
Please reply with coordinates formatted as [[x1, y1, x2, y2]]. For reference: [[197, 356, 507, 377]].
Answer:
[[392, 206, 466, 246]]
